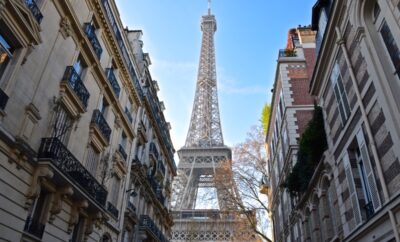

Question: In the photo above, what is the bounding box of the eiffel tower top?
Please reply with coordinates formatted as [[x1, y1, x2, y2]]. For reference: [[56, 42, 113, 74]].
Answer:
[[184, 1, 224, 148]]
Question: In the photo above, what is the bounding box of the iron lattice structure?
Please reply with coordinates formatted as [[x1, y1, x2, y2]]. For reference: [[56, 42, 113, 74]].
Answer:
[[171, 4, 258, 242], [185, 11, 223, 148]]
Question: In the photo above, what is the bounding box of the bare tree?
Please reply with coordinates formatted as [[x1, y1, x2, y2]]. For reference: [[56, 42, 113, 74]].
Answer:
[[214, 125, 271, 242]]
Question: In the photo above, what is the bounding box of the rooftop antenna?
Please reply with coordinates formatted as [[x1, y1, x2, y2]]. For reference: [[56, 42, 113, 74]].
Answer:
[[208, 0, 211, 15]]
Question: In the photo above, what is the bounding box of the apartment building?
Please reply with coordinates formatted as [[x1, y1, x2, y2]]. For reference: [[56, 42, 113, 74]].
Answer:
[[268, 0, 400, 241], [0, 0, 175, 241], [265, 26, 317, 242]]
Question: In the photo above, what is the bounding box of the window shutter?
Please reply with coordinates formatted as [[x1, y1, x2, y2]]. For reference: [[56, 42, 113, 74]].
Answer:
[[343, 152, 362, 225], [356, 129, 381, 210]]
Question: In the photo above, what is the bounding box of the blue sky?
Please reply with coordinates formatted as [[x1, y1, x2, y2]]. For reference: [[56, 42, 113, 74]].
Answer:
[[116, 0, 316, 151]]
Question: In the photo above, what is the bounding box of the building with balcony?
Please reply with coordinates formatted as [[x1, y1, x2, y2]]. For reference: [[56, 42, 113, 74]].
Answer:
[[265, 26, 318, 242], [0, 0, 175, 241], [267, 0, 400, 241]]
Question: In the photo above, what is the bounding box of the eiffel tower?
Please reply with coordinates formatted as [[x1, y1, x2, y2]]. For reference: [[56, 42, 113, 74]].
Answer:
[[171, 2, 257, 241]]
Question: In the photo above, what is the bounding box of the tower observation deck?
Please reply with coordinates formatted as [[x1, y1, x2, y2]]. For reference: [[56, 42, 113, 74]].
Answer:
[[171, 2, 258, 241]]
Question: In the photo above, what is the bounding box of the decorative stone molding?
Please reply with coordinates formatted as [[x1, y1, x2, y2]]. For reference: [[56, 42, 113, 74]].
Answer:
[[25, 165, 54, 209], [68, 200, 89, 233], [49, 187, 73, 223], [60, 17, 72, 38], [84, 212, 102, 241]]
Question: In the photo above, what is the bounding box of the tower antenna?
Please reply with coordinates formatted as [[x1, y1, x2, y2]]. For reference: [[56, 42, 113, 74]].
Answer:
[[208, 0, 211, 15]]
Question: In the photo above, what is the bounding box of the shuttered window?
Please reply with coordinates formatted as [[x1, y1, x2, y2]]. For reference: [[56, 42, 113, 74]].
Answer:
[[85, 144, 100, 177], [111, 177, 121, 206], [355, 128, 381, 213], [343, 152, 362, 225], [380, 21, 400, 79]]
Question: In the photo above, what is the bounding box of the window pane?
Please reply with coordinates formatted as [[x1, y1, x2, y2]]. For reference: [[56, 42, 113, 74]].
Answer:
[[334, 84, 346, 124], [0, 34, 13, 78], [52, 107, 73, 144], [380, 21, 400, 77], [85, 145, 99, 176]]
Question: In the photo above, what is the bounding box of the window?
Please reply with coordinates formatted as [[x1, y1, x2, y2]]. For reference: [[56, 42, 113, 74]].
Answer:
[[120, 132, 127, 149], [101, 97, 109, 115], [355, 128, 381, 218], [71, 215, 85, 242], [51, 105, 73, 145], [373, 2, 380, 20], [331, 62, 350, 125], [101, 234, 112, 242], [85, 144, 100, 177], [73, 55, 86, 76], [122, 229, 132, 242], [316, 8, 328, 54], [0, 34, 13, 79], [110, 177, 121, 206], [380, 21, 400, 79], [24, 188, 49, 238]]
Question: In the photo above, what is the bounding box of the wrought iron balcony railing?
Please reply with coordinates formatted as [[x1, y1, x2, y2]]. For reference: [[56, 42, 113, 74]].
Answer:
[[105, 68, 121, 97], [124, 107, 133, 123], [100, 0, 143, 99], [25, 0, 43, 23], [144, 89, 174, 163], [0, 89, 9, 110], [38, 137, 107, 206], [149, 142, 159, 160], [91, 110, 111, 142], [139, 215, 168, 242], [118, 144, 128, 161], [84, 23, 103, 59], [107, 202, 119, 218], [24, 216, 45, 239], [62, 66, 90, 109]]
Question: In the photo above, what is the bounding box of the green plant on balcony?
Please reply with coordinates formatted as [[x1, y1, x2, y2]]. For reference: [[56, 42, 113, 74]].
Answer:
[[283, 105, 327, 196], [284, 48, 297, 57]]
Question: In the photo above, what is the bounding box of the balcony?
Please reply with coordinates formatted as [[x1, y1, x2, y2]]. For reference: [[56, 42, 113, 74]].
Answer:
[[38, 137, 107, 206], [278, 49, 297, 57], [144, 90, 174, 163], [139, 215, 168, 242], [105, 68, 121, 97], [84, 23, 102, 59], [61, 66, 90, 110], [149, 142, 159, 160], [124, 107, 133, 123], [91, 110, 111, 143], [107, 202, 119, 219], [0, 89, 8, 110], [25, 0, 43, 23], [118, 144, 128, 161], [24, 216, 45, 239]]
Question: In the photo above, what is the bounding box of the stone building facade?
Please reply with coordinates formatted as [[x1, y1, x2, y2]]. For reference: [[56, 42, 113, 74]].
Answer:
[[0, 0, 175, 241], [267, 0, 400, 241], [265, 26, 317, 242]]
